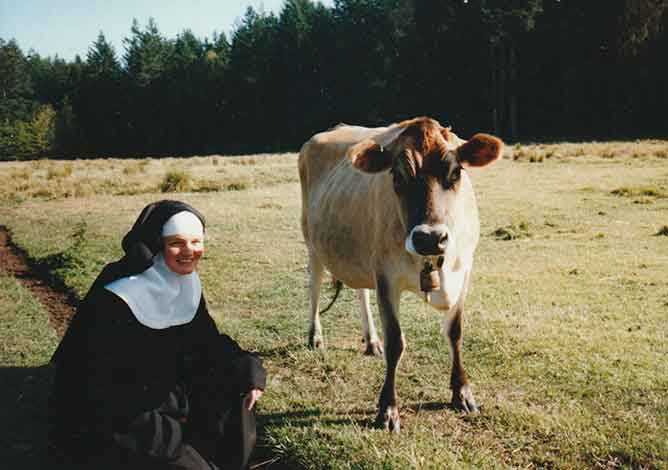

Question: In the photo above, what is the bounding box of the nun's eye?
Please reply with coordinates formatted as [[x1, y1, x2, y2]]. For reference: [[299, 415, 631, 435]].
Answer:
[[451, 167, 461, 181]]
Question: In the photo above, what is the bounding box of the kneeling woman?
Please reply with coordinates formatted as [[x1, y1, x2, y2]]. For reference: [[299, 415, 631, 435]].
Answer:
[[50, 200, 266, 470]]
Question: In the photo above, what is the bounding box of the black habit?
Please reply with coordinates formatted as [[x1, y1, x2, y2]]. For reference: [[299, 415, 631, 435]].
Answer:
[[49, 201, 266, 470]]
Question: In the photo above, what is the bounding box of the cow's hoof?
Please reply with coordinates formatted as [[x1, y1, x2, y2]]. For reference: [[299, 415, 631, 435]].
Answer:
[[375, 406, 400, 433], [452, 384, 479, 413], [308, 335, 325, 351], [364, 340, 384, 357]]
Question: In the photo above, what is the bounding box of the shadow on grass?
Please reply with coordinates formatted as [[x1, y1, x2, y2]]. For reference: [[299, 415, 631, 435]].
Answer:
[[256, 343, 305, 359], [0, 364, 54, 470], [260, 407, 372, 429], [259, 400, 456, 432], [404, 401, 453, 413]]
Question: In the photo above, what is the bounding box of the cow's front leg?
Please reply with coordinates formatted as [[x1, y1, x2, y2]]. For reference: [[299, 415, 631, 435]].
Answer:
[[358, 289, 383, 356], [307, 255, 325, 350], [444, 290, 479, 413], [375, 276, 404, 433]]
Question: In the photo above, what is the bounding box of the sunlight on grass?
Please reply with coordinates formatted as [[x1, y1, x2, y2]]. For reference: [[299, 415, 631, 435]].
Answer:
[[1, 144, 667, 469]]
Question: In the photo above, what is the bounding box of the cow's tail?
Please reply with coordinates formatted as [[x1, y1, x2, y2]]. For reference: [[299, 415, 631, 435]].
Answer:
[[319, 279, 343, 315]]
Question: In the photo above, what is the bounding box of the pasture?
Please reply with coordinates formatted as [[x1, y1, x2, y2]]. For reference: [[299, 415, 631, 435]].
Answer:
[[1, 140, 667, 469]]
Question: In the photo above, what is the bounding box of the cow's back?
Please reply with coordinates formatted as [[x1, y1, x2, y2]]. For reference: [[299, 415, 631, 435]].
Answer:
[[298, 124, 386, 194]]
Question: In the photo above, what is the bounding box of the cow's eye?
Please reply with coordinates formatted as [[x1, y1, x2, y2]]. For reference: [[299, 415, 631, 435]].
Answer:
[[441, 166, 461, 188]]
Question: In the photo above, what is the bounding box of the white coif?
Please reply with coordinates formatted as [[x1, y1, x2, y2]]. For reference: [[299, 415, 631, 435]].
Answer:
[[162, 211, 204, 238], [105, 253, 201, 329]]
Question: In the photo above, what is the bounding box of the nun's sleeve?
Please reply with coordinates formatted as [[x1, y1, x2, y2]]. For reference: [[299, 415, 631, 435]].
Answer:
[[186, 299, 267, 399], [220, 340, 267, 393]]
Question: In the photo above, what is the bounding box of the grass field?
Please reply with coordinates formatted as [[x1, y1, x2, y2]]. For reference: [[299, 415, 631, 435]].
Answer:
[[1, 140, 667, 469]]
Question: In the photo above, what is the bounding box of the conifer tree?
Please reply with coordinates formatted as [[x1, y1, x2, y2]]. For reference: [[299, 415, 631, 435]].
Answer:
[[75, 32, 124, 155], [227, 7, 281, 151], [123, 18, 173, 153], [0, 39, 38, 159], [0, 39, 35, 125]]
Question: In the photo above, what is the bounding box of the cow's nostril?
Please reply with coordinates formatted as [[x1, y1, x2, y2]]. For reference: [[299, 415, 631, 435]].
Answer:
[[412, 231, 430, 247], [412, 229, 447, 255]]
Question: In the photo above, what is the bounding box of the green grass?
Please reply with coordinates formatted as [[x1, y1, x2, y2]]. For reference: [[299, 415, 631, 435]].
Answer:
[[1, 144, 667, 469], [0, 276, 59, 468]]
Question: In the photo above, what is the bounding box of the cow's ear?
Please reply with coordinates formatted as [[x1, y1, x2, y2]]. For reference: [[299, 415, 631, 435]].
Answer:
[[347, 139, 394, 173], [457, 133, 504, 167], [347, 124, 408, 173]]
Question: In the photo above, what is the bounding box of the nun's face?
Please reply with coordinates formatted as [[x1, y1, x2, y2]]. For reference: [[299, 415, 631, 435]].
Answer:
[[163, 234, 204, 275]]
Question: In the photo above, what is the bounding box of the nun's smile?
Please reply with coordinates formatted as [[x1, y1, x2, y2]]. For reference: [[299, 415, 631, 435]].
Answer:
[[163, 234, 204, 275]]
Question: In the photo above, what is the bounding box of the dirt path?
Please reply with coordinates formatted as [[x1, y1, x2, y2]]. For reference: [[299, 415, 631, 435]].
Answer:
[[0, 226, 77, 338]]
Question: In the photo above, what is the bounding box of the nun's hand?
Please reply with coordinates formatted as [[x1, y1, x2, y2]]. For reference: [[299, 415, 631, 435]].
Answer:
[[243, 389, 263, 411]]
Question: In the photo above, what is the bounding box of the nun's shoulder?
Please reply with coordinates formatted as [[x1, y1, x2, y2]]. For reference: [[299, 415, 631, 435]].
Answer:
[[191, 294, 219, 329], [88, 259, 131, 291], [52, 283, 135, 364], [193, 294, 210, 320], [80, 283, 136, 323]]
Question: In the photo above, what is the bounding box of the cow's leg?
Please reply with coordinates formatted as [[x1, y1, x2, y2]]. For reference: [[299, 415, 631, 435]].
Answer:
[[358, 289, 383, 356], [443, 274, 478, 413], [375, 276, 404, 433], [307, 255, 325, 350]]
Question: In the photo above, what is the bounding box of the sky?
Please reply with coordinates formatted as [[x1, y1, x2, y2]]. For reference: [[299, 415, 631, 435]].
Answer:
[[1, 0, 333, 61]]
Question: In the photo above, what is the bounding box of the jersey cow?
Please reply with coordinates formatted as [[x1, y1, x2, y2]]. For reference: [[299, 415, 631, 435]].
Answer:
[[298, 117, 503, 432]]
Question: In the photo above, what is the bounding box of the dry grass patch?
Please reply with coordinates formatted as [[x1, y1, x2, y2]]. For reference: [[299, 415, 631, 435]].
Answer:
[[122, 159, 150, 175], [9, 166, 33, 179], [512, 140, 668, 162], [191, 179, 223, 192], [0, 153, 299, 203], [610, 185, 667, 199], [258, 202, 283, 210], [160, 169, 192, 192], [490, 221, 532, 240], [223, 181, 250, 191], [46, 164, 73, 179]]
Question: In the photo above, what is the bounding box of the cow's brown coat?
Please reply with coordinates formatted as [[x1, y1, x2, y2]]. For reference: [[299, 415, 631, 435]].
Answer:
[[299, 117, 503, 431]]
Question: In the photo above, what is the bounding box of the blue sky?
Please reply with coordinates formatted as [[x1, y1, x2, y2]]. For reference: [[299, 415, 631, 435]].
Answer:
[[1, 0, 333, 61]]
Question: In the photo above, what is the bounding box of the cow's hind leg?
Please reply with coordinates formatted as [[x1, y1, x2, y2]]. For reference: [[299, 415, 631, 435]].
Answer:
[[375, 276, 404, 433], [358, 289, 383, 356], [443, 294, 479, 413], [307, 255, 326, 350]]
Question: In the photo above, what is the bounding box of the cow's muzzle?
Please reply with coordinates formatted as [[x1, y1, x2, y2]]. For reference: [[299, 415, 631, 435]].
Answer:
[[405, 224, 449, 256]]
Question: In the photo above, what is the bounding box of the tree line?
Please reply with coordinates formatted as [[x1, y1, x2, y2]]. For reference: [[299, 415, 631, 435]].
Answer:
[[1, 0, 667, 160]]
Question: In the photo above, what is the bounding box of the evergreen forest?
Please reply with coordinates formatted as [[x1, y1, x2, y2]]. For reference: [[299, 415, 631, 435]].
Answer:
[[1, 0, 667, 160]]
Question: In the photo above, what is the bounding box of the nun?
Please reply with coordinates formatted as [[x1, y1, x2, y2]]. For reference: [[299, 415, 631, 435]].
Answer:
[[49, 200, 266, 470]]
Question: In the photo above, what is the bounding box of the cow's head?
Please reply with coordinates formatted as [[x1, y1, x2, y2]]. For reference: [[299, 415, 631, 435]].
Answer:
[[346, 117, 503, 257]]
